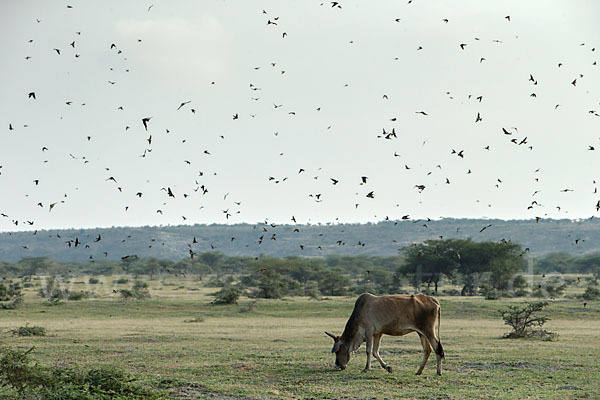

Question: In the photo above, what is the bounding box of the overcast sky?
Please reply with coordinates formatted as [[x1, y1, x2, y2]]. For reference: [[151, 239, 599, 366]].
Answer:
[[1, 0, 599, 232]]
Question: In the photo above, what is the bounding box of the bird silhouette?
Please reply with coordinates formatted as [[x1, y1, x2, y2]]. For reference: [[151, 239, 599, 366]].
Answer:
[[142, 117, 151, 131], [177, 101, 191, 110]]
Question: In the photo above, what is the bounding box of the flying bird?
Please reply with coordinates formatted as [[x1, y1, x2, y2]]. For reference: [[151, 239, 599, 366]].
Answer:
[[480, 224, 492, 232], [142, 117, 151, 130], [177, 101, 191, 110]]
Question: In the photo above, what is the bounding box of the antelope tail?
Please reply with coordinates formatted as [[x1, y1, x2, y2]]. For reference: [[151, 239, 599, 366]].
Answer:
[[436, 306, 445, 359]]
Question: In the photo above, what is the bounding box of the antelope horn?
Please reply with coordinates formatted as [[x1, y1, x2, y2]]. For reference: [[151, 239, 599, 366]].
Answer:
[[325, 331, 337, 340]]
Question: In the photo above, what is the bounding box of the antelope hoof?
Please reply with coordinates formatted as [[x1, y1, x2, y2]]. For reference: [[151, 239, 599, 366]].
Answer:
[[362, 368, 370, 373], [385, 365, 392, 373]]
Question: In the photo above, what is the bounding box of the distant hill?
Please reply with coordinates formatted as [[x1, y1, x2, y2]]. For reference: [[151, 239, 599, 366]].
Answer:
[[1, 218, 599, 262]]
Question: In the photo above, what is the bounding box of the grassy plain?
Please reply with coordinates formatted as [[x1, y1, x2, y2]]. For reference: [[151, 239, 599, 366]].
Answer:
[[1, 276, 599, 399]]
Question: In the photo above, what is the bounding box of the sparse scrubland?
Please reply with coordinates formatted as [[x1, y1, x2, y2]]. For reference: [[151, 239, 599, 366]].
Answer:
[[1, 272, 599, 399]]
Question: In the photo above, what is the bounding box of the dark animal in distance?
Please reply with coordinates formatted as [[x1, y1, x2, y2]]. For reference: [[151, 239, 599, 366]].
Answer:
[[326, 293, 444, 375]]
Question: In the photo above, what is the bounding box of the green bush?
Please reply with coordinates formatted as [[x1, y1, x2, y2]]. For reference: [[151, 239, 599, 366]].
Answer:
[[480, 283, 502, 300], [499, 301, 557, 340], [88, 277, 101, 284], [211, 285, 240, 304], [120, 281, 150, 300], [11, 325, 46, 337], [581, 286, 600, 300], [254, 269, 302, 299], [0, 347, 163, 399], [0, 347, 41, 392], [68, 291, 89, 301]]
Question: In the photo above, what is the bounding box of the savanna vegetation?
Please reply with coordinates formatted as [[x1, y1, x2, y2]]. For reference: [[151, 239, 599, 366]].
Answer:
[[1, 280, 598, 399], [1, 238, 599, 302], [1, 238, 599, 398]]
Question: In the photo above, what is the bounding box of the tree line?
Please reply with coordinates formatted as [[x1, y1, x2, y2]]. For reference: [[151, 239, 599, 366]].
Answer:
[[2, 239, 598, 304]]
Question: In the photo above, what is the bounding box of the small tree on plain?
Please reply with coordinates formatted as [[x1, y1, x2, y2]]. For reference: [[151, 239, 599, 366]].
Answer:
[[211, 285, 240, 304], [498, 301, 557, 340]]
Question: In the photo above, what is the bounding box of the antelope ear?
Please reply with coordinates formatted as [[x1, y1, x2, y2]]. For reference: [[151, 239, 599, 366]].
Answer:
[[331, 340, 342, 353], [325, 331, 337, 340]]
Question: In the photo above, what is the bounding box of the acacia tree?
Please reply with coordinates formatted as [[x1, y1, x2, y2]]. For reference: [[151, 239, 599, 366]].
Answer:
[[19, 257, 52, 281], [399, 239, 525, 294], [458, 240, 524, 293], [399, 239, 464, 293]]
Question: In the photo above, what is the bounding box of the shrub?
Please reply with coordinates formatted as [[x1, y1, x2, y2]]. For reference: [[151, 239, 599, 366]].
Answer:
[[480, 284, 501, 300], [498, 301, 557, 340], [253, 269, 302, 299], [11, 325, 46, 337], [513, 288, 529, 297], [120, 281, 150, 300], [0, 346, 40, 392], [581, 286, 600, 300], [88, 277, 100, 284], [211, 285, 240, 304], [0, 347, 162, 399], [68, 291, 89, 301], [113, 277, 130, 285], [0, 281, 23, 309], [43, 298, 63, 307]]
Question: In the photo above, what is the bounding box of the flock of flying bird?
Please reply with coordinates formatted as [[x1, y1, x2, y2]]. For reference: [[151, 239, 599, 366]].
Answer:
[[1, 2, 599, 261]]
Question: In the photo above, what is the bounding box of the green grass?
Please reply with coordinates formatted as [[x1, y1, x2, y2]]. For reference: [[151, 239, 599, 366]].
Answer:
[[1, 278, 599, 399]]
